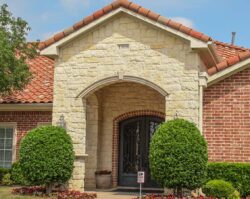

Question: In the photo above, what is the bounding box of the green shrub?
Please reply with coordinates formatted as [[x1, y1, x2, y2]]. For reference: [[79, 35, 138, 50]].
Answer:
[[19, 126, 74, 194], [207, 162, 250, 197], [0, 168, 11, 183], [2, 173, 13, 185], [149, 119, 208, 196], [11, 162, 30, 185], [203, 179, 235, 198], [229, 190, 241, 199]]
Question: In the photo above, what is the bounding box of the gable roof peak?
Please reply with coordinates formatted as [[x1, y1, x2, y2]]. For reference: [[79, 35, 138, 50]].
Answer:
[[39, 0, 212, 50]]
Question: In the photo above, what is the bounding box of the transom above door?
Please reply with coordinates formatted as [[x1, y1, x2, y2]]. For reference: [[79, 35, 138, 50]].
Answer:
[[118, 115, 164, 187]]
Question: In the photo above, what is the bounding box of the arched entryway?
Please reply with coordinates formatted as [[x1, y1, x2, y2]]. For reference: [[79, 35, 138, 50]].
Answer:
[[118, 115, 164, 187], [83, 80, 167, 189]]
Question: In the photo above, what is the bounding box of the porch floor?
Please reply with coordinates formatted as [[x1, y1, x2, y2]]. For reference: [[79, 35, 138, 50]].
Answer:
[[87, 190, 137, 199]]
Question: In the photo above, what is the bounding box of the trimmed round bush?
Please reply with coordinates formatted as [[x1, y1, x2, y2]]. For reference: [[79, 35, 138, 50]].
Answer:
[[149, 119, 208, 194], [19, 126, 74, 193], [11, 162, 30, 185], [203, 180, 235, 198]]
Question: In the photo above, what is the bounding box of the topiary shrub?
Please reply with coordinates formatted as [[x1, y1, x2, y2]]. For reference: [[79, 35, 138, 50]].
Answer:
[[11, 162, 30, 185], [149, 119, 208, 197], [19, 126, 74, 195], [203, 180, 235, 198]]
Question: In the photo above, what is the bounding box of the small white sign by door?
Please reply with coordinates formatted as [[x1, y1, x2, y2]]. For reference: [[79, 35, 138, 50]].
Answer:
[[137, 171, 145, 184]]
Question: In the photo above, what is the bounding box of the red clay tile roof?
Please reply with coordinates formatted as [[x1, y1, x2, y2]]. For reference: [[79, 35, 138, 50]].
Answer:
[[214, 41, 250, 60], [2, 0, 250, 104], [0, 55, 54, 104], [38, 0, 212, 50], [208, 41, 250, 75]]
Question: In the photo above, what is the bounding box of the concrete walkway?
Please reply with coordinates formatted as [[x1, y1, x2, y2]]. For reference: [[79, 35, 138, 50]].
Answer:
[[87, 190, 138, 199], [97, 191, 137, 199]]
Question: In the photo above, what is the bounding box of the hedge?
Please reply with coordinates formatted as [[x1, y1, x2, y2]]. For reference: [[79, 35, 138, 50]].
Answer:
[[207, 162, 250, 197]]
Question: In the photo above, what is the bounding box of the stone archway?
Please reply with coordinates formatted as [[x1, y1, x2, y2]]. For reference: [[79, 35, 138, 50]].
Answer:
[[83, 80, 167, 189], [77, 75, 168, 99]]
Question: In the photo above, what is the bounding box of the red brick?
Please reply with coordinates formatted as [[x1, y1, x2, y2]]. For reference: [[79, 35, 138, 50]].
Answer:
[[204, 67, 250, 162], [0, 111, 52, 159]]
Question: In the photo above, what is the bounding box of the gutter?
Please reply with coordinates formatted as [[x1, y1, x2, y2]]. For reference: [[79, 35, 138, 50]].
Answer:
[[0, 103, 53, 111]]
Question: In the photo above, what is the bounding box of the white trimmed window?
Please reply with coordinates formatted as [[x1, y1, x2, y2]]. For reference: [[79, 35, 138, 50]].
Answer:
[[0, 125, 15, 168]]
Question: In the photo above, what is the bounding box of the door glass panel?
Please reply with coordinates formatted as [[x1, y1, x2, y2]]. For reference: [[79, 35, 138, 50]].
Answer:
[[123, 121, 140, 174], [149, 121, 161, 138], [119, 116, 164, 187]]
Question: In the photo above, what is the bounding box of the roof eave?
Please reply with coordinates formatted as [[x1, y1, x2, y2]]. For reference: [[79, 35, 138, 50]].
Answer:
[[208, 58, 250, 86]]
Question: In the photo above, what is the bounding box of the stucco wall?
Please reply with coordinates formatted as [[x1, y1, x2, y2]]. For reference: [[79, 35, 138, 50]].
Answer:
[[52, 13, 201, 189]]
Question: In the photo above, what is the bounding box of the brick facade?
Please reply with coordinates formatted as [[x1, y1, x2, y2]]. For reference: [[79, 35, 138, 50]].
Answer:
[[204, 68, 250, 162], [0, 111, 52, 159]]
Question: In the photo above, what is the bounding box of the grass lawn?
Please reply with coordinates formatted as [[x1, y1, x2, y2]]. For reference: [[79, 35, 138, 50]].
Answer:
[[0, 186, 53, 199]]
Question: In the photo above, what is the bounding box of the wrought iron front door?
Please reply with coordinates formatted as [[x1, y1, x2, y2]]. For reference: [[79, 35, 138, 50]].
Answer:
[[118, 116, 163, 187]]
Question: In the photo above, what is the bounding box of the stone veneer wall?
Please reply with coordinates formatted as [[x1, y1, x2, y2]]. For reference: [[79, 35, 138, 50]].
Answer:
[[52, 13, 201, 190]]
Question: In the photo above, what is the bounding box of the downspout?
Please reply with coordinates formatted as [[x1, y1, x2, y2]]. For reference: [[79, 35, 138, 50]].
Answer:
[[199, 72, 208, 135]]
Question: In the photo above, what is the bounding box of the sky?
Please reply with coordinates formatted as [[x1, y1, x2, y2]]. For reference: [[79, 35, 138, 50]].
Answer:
[[0, 0, 250, 48]]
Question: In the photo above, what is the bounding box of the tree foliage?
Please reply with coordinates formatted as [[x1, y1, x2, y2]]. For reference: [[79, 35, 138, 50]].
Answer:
[[0, 4, 37, 94], [19, 126, 74, 194], [149, 119, 208, 196]]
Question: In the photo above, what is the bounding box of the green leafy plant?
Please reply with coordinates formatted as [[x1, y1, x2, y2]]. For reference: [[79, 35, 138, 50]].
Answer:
[[19, 126, 74, 195], [2, 173, 13, 185], [149, 119, 208, 197], [203, 179, 235, 198], [229, 190, 241, 199], [11, 161, 30, 185], [0, 168, 11, 183], [207, 162, 250, 197], [0, 4, 37, 95]]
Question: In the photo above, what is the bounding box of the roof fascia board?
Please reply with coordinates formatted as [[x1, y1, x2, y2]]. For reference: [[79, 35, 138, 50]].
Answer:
[[0, 103, 53, 111], [41, 7, 208, 56], [208, 58, 250, 86]]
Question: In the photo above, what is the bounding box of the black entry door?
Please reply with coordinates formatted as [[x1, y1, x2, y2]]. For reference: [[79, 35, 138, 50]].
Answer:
[[118, 116, 164, 187]]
